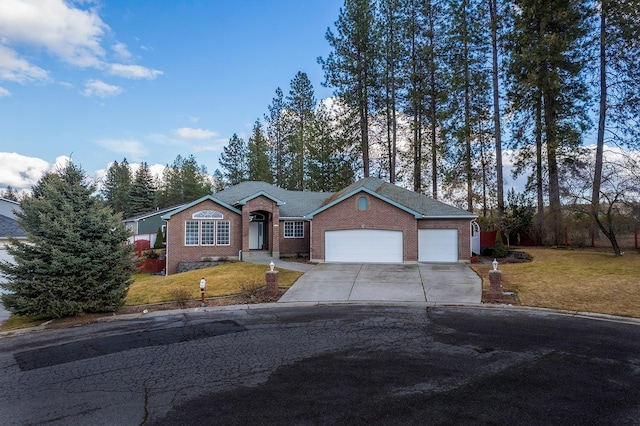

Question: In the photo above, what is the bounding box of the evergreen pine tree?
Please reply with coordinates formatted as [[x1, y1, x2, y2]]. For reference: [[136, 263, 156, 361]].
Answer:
[[247, 119, 273, 183], [1, 186, 19, 201], [265, 87, 290, 188], [286, 71, 316, 190], [0, 162, 135, 318], [319, 0, 379, 178], [128, 162, 156, 217], [219, 134, 248, 185], [102, 159, 133, 216]]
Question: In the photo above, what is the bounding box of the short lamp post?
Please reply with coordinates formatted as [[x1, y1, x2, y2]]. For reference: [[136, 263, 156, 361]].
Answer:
[[489, 259, 502, 300], [266, 261, 278, 296]]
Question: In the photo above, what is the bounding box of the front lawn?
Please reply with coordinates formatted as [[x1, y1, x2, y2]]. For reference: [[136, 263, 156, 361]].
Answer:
[[126, 261, 303, 305], [472, 248, 640, 318]]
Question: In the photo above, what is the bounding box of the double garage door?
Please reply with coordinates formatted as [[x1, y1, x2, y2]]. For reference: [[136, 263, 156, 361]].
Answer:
[[325, 229, 403, 263], [324, 228, 459, 263]]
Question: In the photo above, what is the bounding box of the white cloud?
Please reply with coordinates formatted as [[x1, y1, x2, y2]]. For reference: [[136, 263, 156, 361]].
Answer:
[[0, 45, 49, 83], [0, 87, 11, 97], [0, 152, 70, 190], [0, 0, 107, 68], [188, 116, 200, 123], [111, 42, 132, 61], [95, 138, 147, 161], [193, 144, 222, 152], [0, 1, 162, 88], [108, 63, 163, 80], [82, 79, 123, 98], [174, 127, 217, 140]]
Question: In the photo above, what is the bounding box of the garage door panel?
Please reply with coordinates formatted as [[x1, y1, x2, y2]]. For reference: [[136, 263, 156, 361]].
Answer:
[[419, 229, 458, 262], [325, 230, 402, 263]]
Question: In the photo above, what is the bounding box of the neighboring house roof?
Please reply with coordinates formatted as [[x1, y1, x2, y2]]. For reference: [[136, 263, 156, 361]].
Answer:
[[0, 197, 21, 220], [0, 214, 26, 239], [211, 181, 332, 218], [307, 177, 477, 219], [123, 204, 186, 223]]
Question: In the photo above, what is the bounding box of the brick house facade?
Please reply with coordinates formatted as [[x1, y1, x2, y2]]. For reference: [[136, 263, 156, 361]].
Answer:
[[161, 177, 477, 274]]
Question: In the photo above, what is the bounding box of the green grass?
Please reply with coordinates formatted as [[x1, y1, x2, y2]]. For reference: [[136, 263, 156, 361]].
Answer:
[[1, 315, 50, 331], [125, 261, 303, 305]]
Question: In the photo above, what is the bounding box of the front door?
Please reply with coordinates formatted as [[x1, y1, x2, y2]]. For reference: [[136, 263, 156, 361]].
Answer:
[[249, 221, 264, 250]]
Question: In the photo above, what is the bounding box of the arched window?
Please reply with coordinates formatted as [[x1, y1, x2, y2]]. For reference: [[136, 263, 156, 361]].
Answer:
[[192, 210, 223, 219], [358, 196, 368, 211]]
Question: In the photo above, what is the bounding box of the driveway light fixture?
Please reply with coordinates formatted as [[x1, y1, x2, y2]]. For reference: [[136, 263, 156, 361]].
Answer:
[[492, 258, 499, 271]]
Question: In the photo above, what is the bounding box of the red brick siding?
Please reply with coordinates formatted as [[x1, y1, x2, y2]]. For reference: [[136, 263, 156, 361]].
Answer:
[[311, 194, 418, 262], [279, 221, 311, 257], [417, 219, 473, 260], [165, 200, 242, 275], [242, 196, 280, 255]]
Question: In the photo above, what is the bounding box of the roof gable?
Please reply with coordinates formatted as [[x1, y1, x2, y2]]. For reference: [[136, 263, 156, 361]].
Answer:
[[307, 177, 476, 219], [213, 181, 332, 218], [161, 195, 242, 220]]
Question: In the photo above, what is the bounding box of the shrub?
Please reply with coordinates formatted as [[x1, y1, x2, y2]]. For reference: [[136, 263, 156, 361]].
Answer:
[[494, 231, 509, 258]]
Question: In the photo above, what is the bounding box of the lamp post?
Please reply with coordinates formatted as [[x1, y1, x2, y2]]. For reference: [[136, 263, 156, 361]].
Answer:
[[492, 258, 499, 271], [269, 260, 275, 272]]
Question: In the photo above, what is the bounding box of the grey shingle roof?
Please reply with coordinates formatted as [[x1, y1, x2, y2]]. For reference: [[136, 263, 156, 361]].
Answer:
[[318, 177, 476, 218], [0, 214, 26, 238], [214, 181, 333, 218]]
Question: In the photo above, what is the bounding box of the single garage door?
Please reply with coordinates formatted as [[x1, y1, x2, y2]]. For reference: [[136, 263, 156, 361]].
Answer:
[[419, 229, 458, 262], [325, 229, 403, 263]]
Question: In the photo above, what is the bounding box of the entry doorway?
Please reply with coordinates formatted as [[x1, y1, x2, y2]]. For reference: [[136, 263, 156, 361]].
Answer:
[[249, 221, 264, 250]]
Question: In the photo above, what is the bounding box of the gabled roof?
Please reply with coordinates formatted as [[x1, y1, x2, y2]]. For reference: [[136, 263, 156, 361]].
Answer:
[[307, 177, 477, 219], [161, 194, 242, 220], [0, 214, 26, 239], [212, 181, 331, 218], [123, 204, 186, 222]]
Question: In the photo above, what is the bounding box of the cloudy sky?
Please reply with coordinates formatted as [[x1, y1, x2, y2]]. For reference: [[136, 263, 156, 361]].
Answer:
[[0, 0, 341, 191]]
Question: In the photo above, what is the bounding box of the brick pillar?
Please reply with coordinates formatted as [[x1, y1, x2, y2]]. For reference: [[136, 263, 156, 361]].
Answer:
[[266, 271, 279, 296], [489, 270, 502, 300]]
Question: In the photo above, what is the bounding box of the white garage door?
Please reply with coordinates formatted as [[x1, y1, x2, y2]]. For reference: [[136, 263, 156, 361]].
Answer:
[[325, 229, 403, 263], [419, 229, 458, 262]]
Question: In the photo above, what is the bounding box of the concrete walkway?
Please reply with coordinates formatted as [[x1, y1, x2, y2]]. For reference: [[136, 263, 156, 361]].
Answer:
[[276, 262, 482, 304]]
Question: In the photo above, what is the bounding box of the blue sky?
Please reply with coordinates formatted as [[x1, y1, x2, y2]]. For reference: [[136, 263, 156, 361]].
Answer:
[[0, 0, 342, 192]]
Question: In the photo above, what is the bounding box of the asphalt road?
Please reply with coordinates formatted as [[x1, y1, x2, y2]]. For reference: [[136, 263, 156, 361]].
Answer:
[[1, 305, 640, 425]]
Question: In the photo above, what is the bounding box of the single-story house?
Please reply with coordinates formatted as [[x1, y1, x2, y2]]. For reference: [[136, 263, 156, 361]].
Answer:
[[0, 197, 25, 265], [123, 205, 185, 248], [161, 177, 478, 275]]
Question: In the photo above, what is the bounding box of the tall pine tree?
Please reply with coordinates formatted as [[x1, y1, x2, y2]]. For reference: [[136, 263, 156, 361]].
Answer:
[[127, 162, 156, 216], [219, 134, 248, 186], [247, 119, 273, 182], [320, 0, 379, 178]]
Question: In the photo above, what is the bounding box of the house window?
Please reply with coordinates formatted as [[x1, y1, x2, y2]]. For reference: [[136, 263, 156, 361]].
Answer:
[[184, 219, 230, 246], [201, 221, 216, 245], [216, 221, 230, 245], [185, 221, 199, 245], [284, 221, 304, 238], [193, 210, 223, 219], [358, 196, 368, 211]]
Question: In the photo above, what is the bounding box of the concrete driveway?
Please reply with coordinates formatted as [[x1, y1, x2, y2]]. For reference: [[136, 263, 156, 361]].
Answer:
[[278, 263, 482, 304]]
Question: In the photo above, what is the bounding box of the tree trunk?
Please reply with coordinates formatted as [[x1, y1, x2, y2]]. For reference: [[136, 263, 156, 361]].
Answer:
[[489, 0, 504, 222]]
